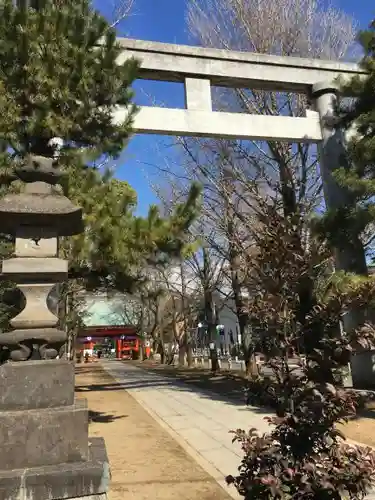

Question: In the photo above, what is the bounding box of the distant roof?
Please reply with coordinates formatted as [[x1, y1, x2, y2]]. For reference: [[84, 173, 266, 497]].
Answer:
[[80, 294, 139, 327]]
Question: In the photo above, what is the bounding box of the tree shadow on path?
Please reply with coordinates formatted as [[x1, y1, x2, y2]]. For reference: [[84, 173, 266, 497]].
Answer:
[[97, 360, 272, 415], [88, 409, 127, 423]]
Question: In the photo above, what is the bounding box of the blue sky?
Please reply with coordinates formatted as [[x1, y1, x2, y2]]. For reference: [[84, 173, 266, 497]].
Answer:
[[99, 0, 374, 215]]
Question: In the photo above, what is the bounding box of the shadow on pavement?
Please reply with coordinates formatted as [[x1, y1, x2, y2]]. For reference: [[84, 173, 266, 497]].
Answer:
[[92, 360, 272, 415], [351, 407, 375, 420], [76, 381, 171, 392], [88, 409, 127, 423]]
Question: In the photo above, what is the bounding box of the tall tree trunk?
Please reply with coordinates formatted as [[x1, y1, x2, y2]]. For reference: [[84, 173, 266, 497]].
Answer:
[[230, 262, 257, 376], [154, 297, 166, 364], [178, 344, 186, 366], [186, 341, 193, 367], [227, 210, 257, 376], [167, 341, 174, 365], [138, 342, 144, 361], [205, 290, 219, 372], [158, 338, 166, 364], [179, 262, 189, 367], [178, 327, 186, 366], [202, 246, 219, 372], [138, 304, 144, 361], [186, 312, 193, 368], [278, 157, 316, 347]]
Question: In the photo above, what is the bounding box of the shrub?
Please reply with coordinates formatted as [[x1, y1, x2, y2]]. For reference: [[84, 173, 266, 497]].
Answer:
[[228, 204, 375, 499]]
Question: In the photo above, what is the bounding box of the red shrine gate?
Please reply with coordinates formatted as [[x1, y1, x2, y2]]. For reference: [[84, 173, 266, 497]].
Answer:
[[78, 325, 144, 359], [76, 292, 151, 359]]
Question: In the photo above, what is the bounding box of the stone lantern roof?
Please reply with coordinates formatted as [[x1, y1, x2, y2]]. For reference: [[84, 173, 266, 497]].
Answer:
[[0, 155, 82, 237]]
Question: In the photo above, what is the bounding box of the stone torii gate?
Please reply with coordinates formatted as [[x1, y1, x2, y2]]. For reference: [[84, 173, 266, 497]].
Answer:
[[114, 37, 366, 276], [114, 38, 369, 383]]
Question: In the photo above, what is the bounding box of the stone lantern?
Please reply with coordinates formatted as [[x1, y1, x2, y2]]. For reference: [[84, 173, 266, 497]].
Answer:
[[0, 155, 109, 500]]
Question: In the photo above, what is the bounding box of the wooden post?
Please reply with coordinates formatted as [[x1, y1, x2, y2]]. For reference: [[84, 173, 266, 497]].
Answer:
[[116, 339, 122, 359]]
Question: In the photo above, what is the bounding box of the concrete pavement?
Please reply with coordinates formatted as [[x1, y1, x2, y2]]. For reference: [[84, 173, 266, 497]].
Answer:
[[101, 360, 272, 499], [100, 360, 375, 500]]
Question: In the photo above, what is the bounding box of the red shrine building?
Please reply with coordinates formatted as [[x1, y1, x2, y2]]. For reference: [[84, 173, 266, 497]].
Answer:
[[76, 293, 149, 359]]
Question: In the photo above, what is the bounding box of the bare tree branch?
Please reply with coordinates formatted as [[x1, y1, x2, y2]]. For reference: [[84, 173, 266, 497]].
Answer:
[[97, 0, 136, 30]]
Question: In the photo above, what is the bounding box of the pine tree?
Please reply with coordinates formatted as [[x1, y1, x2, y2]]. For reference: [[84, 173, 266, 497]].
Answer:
[[59, 169, 200, 358], [0, 0, 139, 169], [320, 19, 375, 262], [341, 19, 375, 177], [0, 0, 200, 265], [0, 0, 138, 334], [0, 0, 201, 344], [65, 168, 201, 292]]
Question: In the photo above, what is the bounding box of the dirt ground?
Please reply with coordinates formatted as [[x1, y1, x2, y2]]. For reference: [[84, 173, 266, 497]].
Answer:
[[133, 360, 375, 449], [75, 364, 232, 500], [339, 403, 375, 448]]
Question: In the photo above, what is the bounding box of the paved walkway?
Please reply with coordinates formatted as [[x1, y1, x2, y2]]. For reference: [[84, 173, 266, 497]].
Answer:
[[101, 360, 271, 499], [101, 360, 375, 500]]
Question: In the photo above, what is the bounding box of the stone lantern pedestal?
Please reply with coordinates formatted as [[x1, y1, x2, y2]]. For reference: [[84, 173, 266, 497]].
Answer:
[[0, 361, 109, 500], [0, 156, 110, 500]]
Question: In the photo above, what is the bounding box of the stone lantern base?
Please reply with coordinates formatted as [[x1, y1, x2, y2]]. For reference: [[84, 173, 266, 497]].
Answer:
[[0, 360, 109, 500]]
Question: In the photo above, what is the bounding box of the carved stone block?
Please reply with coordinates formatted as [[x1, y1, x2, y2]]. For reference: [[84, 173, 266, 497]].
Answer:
[[2, 257, 68, 282], [0, 399, 89, 470], [15, 230, 58, 258], [9, 283, 59, 329], [0, 437, 110, 500], [0, 328, 66, 362], [0, 360, 74, 411]]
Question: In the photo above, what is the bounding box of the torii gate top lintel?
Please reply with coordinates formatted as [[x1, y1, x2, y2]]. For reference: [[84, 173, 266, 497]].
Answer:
[[117, 37, 363, 92], [113, 37, 364, 143]]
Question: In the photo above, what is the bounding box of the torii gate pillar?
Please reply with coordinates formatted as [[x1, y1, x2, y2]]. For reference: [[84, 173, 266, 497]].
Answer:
[[312, 81, 367, 276]]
